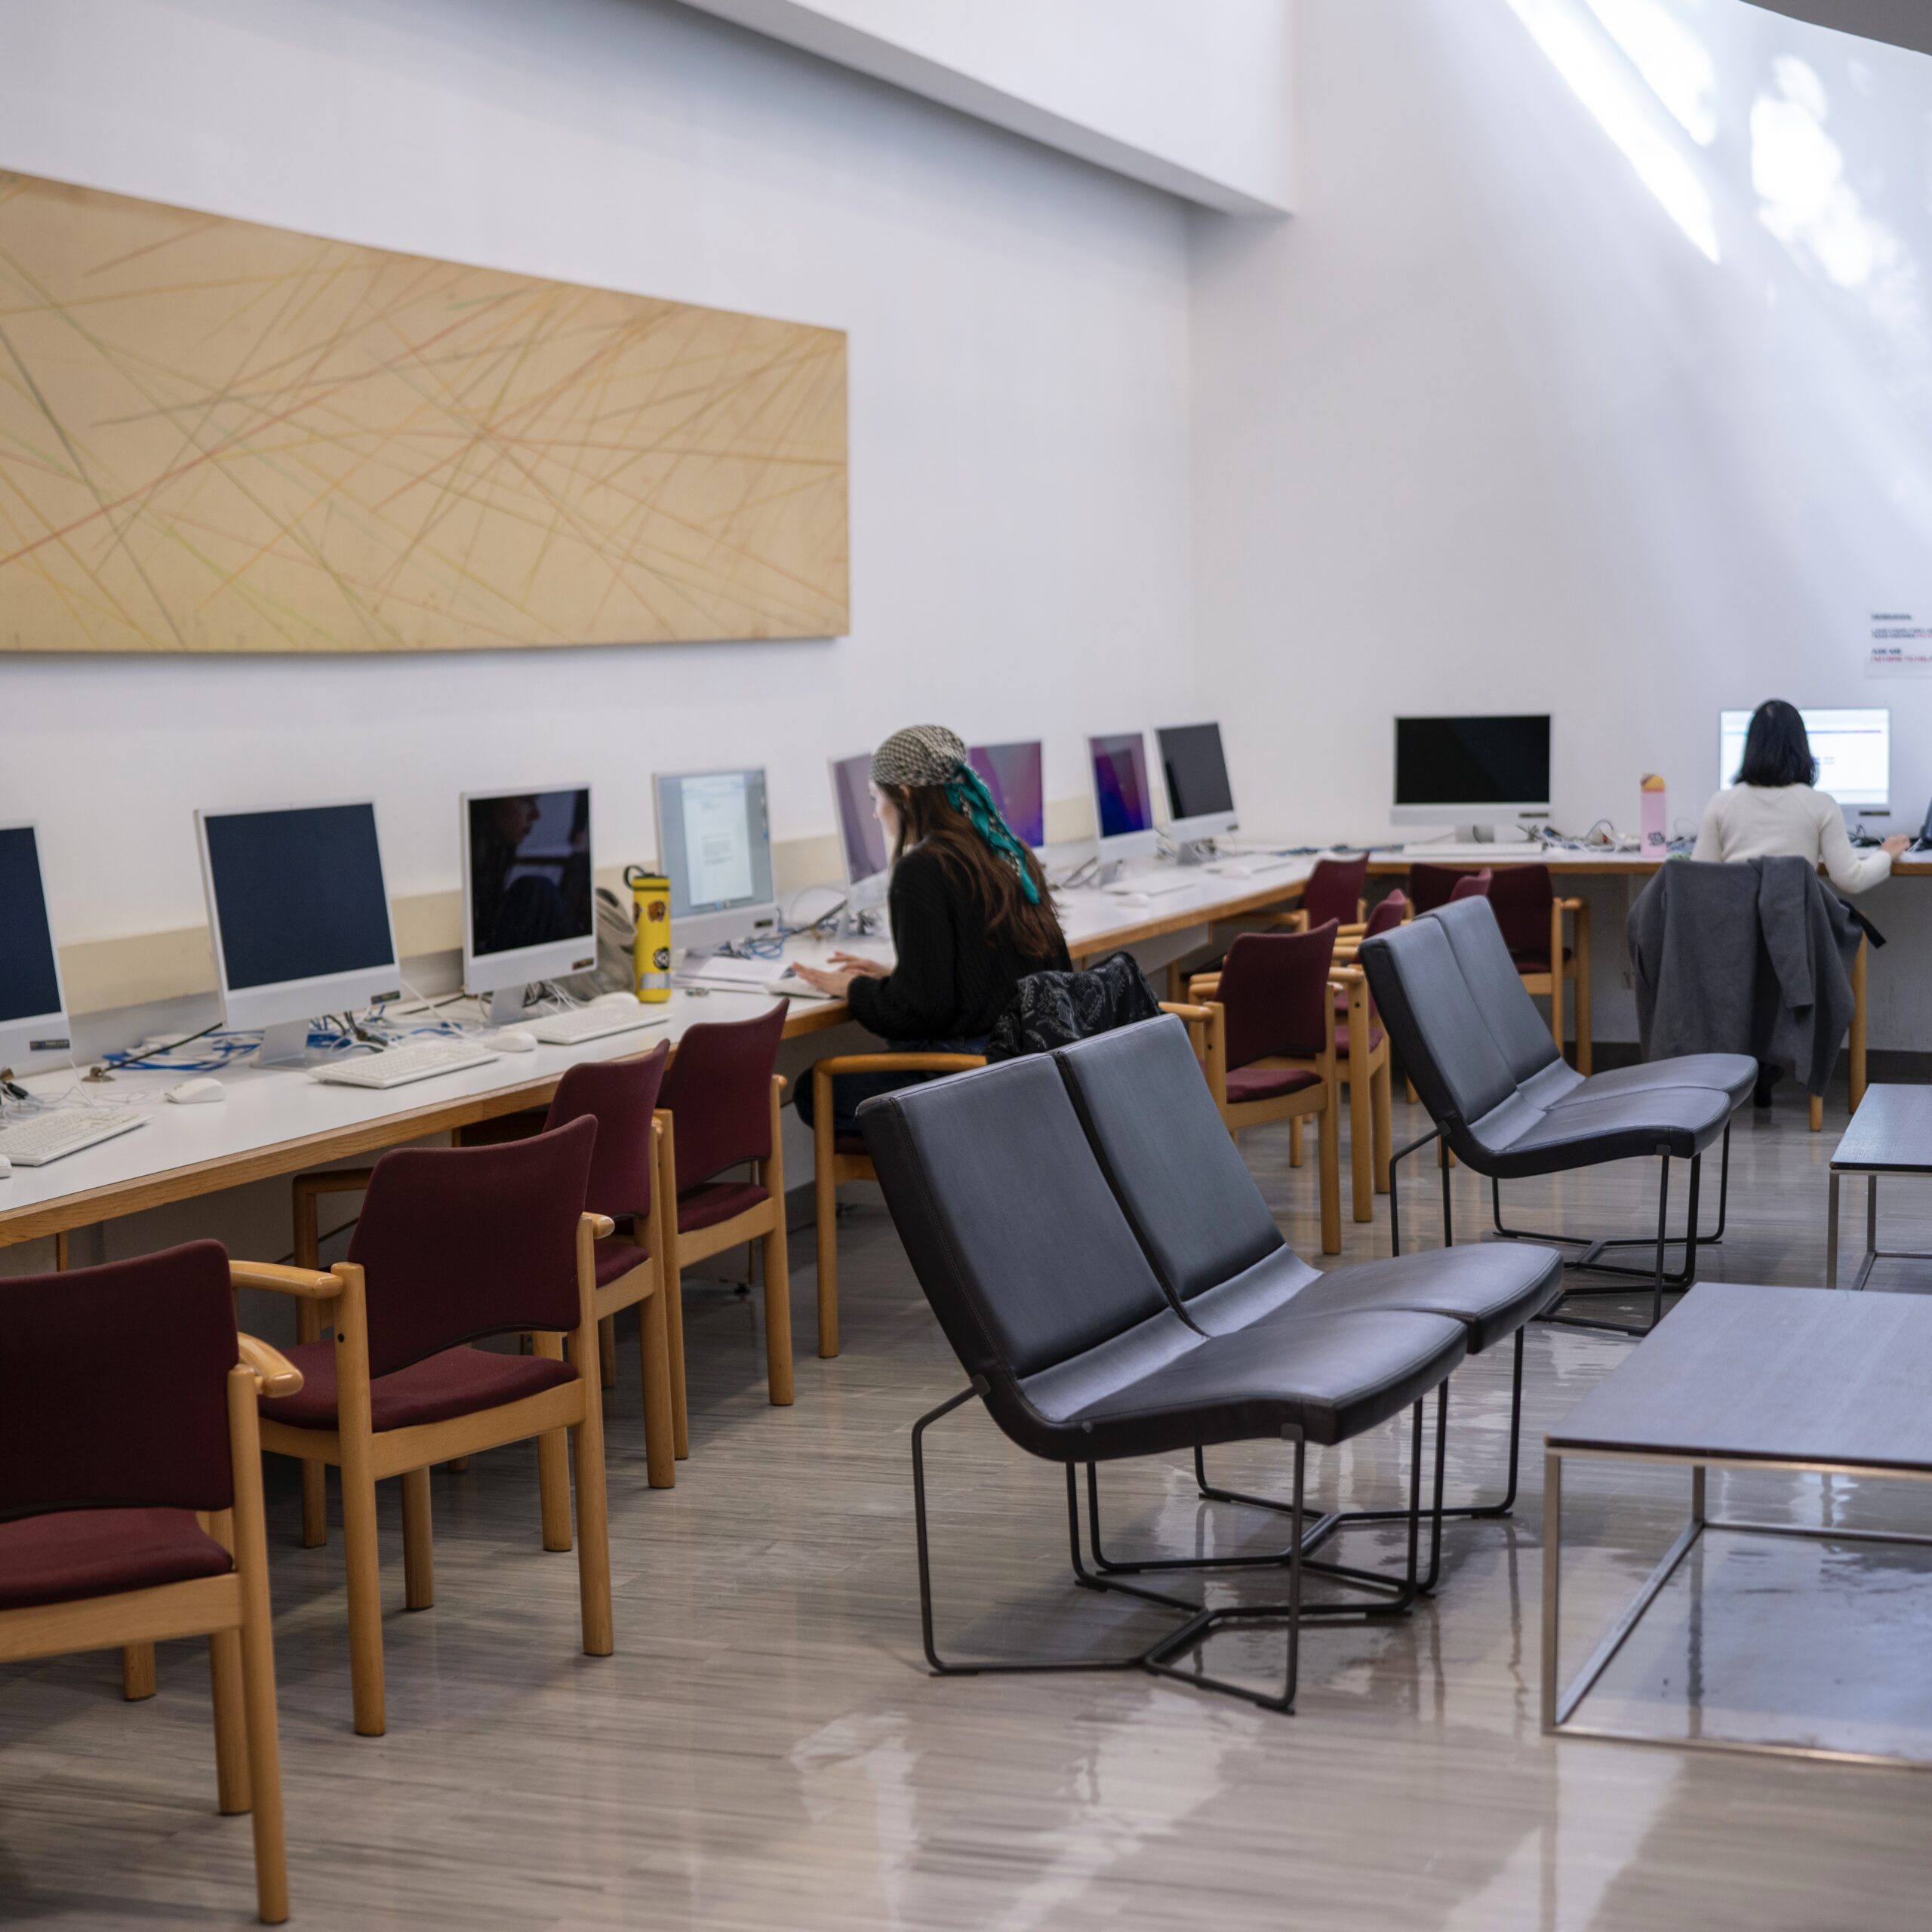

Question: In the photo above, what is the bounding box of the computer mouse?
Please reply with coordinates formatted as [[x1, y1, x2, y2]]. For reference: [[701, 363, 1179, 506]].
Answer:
[[1115, 891, 1152, 906], [592, 991, 641, 1008], [167, 1077, 226, 1105], [494, 1029, 538, 1053], [0, 1155, 11, 1178]]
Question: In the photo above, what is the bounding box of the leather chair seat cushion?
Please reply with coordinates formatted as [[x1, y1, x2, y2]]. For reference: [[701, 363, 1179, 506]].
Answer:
[[594, 1238, 651, 1287], [1332, 1022, 1384, 1057], [269, 1340, 577, 1432], [1567, 1054, 1758, 1110], [1464, 1083, 1733, 1178], [1225, 1064, 1321, 1104], [1017, 1307, 1467, 1457], [676, 1180, 768, 1233], [0, 1506, 232, 1611]]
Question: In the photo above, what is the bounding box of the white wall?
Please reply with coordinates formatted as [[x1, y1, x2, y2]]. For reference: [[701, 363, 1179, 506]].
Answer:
[[1193, 0, 1932, 1044], [674, 0, 1297, 213], [0, 0, 1198, 952]]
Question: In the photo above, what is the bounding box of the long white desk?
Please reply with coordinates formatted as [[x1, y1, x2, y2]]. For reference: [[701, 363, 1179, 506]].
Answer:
[[0, 860, 1312, 1249]]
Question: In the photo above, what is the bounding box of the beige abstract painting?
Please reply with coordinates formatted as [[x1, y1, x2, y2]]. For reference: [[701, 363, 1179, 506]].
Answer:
[[0, 171, 848, 654]]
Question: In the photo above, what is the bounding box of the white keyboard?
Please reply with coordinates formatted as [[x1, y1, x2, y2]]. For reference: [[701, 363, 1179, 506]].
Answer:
[[1101, 874, 1195, 899], [0, 1106, 145, 1167], [1398, 844, 1542, 860], [1208, 857, 1301, 880], [310, 1040, 497, 1090], [677, 953, 792, 986], [528, 1006, 670, 1045]]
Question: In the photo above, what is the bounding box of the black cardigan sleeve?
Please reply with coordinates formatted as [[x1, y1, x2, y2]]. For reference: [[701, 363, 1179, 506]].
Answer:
[[845, 849, 961, 1041]]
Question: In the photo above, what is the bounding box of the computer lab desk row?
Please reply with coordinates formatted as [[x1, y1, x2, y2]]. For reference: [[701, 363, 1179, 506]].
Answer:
[[0, 860, 1318, 1252]]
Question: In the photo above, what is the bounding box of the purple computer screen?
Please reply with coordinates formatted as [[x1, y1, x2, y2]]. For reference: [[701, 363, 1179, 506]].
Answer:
[[831, 754, 891, 881], [967, 741, 1045, 848], [1088, 734, 1153, 840]]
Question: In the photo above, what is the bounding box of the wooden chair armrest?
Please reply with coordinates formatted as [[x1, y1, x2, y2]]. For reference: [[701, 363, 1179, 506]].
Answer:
[[1158, 1002, 1214, 1023], [1328, 964, 1365, 989], [238, 1333, 306, 1398], [814, 1054, 985, 1076], [583, 1213, 617, 1241], [1186, 973, 1223, 998], [1558, 897, 1586, 912], [292, 1168, 375, 1201], [229, 1260, 340, 1300]]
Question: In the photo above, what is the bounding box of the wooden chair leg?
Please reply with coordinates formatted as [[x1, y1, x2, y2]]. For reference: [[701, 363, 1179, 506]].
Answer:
[[210, 1628, 251, 1814], [663, 1261, 690, 1460], [814, 1096, 840, 1361], [122, 1641, 156, 1700], [448, 1456, 469, 1472], [1574, 903, 1593, 1075], [571, 1389, 615, 1659], [1810, 1094, 1825, 1133], [640, 1283, 675, 1490], [1288, 1116, 1303, 1168], [401, 1467, 434, 1611], [338, 1463, 386, 1737], [1347, 1064, 1373, 1226], [762, 1216, 795, 1407], [1372, 1054, 1393, 1195], [1317, 1098, 1342, 1256], [598, 1315, 617, 1391], [296, 1297, 327, 1549], [534, 1334, 574, 1550], [1405, 1078, 1420, 1108]]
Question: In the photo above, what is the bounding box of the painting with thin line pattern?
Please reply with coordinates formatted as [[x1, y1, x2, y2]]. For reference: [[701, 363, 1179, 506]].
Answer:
[[0, 171, 848, 654]]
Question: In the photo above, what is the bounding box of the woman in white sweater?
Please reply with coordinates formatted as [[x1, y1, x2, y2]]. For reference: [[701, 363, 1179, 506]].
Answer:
[[1693, 699, 1907, 894]]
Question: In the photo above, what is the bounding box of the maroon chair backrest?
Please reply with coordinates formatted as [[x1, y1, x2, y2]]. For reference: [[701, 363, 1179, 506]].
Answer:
[[1363, 891, 1407, 940], [1217, 921, 1339, 1069], [1411, 863, 1482, 914], [1482, 863, 1555, 961], [543, 1040, 669, 1221], [0, 1241, 237, 1513], [1301, 857, 1367, 931], [1448, 869, 1494, 902], [659, 1002, 788, 1194], [347, 1117, 595, 1378]]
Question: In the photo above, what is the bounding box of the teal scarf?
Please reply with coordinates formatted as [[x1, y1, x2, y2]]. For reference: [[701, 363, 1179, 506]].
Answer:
[[944, 764, 1041, 904]]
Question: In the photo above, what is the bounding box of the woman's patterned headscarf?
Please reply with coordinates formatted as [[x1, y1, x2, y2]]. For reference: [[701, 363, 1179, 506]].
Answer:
[[871, 724, 1041, 904]]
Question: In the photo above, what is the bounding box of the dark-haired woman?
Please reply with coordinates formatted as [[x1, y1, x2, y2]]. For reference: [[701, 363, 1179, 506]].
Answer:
[[793, 724, 1072, 1135], [1692, 698, 1906, 892]]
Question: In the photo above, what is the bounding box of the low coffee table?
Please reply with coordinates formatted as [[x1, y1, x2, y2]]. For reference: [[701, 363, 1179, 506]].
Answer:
[[1543, 1281, 1932, 1767], [1827, 1083, 1932, 1291]]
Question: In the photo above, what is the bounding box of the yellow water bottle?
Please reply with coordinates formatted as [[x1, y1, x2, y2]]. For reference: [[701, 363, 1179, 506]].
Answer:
[[626, 866, 672, 1004]]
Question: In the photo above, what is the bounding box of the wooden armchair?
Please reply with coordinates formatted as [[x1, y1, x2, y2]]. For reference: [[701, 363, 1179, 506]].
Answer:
[[260, 1119, 613, 1737], [1274, 854, 1370, 942], [0, 1242, 300, 1922]]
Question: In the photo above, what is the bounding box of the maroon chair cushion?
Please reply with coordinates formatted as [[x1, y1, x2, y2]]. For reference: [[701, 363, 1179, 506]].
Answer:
[[543, 1042, 669, 1221], [347, 1118, 595, 1378], [1300, 857, 1367, 931], [1482, 863, 1558, 961], [0, 1241, 237, 1515], [833, 1134, 869, 1158], [677, 1181, 770, 1235], [1333, 1021, 1386, 1057], [1224, 1065, 1322, 1104], [267, 1340, 577, 1432], [1217, 922, 1339, 1070], [660, 1004, 787, 1192], [1509, 949, 1572, 977], [0, 1507, 232, 1611], [594, 1239, 651, 1287]]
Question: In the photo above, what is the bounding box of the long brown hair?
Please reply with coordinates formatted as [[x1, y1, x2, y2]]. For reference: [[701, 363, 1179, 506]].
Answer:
[[881, 783, 1065, 958]]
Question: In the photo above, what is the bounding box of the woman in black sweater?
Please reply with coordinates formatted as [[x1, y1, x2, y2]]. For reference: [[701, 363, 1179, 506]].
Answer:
[[793, 724, 1070, 1134]]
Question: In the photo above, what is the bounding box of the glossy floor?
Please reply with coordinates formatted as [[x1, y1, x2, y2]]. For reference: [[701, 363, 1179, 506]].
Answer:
[[7, 1089, 1932, 1929]]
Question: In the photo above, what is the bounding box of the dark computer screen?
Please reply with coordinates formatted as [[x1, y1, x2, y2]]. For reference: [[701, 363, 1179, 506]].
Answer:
[[1157, 723, 1235, 822], [1394, 715, 1551, 807], [467, 789, 594, 959], [1090, 734, 1155, 839], [204, 803, 395, 991], [831, 755, 891, 882], [968, 741, 1046, 848], [0, 826, 62, 1023]]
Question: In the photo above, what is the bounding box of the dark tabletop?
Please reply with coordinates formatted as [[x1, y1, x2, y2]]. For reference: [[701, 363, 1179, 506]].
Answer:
[[1831, 1084, 1932, 1174], [1548, 1283, 1932, 1472]]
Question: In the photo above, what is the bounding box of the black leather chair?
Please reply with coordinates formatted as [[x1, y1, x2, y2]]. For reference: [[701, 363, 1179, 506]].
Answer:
[[1362, 897, 1755, 1335], [860, 1048, 1471, 1712], [1053, 1016, 1564, 1571]]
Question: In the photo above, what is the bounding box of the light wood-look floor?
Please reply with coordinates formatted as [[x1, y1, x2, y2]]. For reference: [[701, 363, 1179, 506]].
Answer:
[[8, 1085, 1932, 1928]]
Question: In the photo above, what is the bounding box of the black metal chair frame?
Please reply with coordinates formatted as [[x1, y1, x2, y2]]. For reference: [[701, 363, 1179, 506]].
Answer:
[[912, 1378, 1440, 1715]]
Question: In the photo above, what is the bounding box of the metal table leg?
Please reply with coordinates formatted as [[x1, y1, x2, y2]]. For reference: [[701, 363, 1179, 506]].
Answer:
[[1827, 1171, 1840, 1290]]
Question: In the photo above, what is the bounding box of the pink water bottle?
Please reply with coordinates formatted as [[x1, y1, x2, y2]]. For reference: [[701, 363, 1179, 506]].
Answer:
[[1640, 775, 1668, 854]]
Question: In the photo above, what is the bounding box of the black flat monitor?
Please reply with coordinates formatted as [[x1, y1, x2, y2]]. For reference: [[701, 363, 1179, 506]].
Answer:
[[1392, 715, 1552, 825], [0, 823, 71, 1072], [1155, 721, 1238, 842], [462, 786, 597, 1007]]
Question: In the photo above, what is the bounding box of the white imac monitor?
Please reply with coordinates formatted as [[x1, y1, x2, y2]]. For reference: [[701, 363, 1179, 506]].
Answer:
[[1155, 721, 1238, 844], [829, 753, 891, 891], [1719, 708, 1890, 811], [1392, 715, 1552, 827], [653, 767, 777, 958], [0, 823, 74, 1075], [967, 740, 1047, 852], [1088, 731, 1159, 862], [462, 786, 598, 1024], [195, 801, 402, 1066]]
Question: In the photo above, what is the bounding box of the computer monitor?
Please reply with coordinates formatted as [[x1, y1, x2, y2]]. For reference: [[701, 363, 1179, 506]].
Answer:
[[461, 786, 598, 1023], [0, 823, 72, 1075], [1392, 715, 1552, 826], [652, 766, 777, 958], [1088, 731, 1159, 861], [829, 753, 891, 889], [1719, 708, 1890, 811], [195, 800, 401, 1065], [1155, 721, 1238, 844], [967, 740, 1047, 851]]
